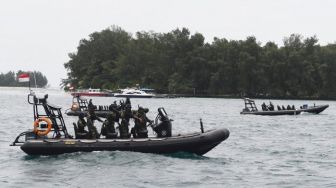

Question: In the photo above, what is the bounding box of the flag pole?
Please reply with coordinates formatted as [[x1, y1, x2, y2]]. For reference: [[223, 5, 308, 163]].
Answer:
[[33, 71, 37, 89], [29, 72, 31, 92]]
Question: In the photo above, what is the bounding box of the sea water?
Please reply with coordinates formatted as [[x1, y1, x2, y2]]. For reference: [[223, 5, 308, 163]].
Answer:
[[0, 87, 335, 187]]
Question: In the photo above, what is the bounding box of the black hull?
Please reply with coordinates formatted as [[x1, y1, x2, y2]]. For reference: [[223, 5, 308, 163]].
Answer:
[[241, 105, 329, 116], [66, 110, 109, 118], [301, 105, 329, 114], [241, 110, 301, 116], [20, 128, 230, 156], [114, 95, 153, 98]]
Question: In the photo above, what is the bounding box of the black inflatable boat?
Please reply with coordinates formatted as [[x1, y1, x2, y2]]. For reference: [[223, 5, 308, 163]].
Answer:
[[11, 93, 230, 156], [16, 128, 229, 155], [241, 109, 302, 115], [240, 98, 329, 116]]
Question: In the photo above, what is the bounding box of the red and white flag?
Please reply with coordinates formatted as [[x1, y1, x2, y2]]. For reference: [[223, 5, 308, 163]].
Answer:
[[67, 83, 74, 90], [18, 73, 30, 82]]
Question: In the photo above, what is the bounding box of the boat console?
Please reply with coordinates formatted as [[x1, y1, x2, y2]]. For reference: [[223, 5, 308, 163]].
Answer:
[[151, 107, 173, 137]]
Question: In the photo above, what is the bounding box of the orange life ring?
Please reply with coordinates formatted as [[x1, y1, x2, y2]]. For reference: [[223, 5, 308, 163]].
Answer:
[[71, 102, 79, 111], [33, 117, 52, 136]]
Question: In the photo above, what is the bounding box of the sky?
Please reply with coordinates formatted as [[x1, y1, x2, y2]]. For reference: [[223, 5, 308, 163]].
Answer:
[[1, 0, 335, 87]]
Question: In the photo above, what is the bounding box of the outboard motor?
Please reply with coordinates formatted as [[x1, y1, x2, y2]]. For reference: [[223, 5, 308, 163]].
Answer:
[[151, 107, 172, 137]]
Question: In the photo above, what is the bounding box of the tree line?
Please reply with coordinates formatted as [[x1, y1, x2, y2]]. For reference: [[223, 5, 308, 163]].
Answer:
[[0, 71, 48, 88], [63, 26, 336, 99]]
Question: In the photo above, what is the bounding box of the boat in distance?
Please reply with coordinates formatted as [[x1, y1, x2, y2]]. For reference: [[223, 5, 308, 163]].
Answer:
[[240, 98, 329, 116], [71, 88, 114, 97], [65, 95, 112, 118], [114, 88, 155, 98], [11, 93, 230, 156]]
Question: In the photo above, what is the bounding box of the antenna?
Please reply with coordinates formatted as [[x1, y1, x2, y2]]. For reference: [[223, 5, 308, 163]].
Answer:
[[33, 71, 37, 89]]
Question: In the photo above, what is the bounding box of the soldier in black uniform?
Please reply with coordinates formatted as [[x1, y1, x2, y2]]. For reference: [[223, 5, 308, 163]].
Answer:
[[73, 113, 89, 139], [131, 107, 152, 138], [282, 105, 286, 110], [277, 105, 282, 111], [77, 113, 88, 133], [286, 105, 291, 110], [118, 98, 132, 138], [268, 102, 274, 111], [101, 112, 118, 139], [261, 102, 267, 111], [291, 105, 295, 110], [86, 103, 103, 139], [88, 99, 95, 110]]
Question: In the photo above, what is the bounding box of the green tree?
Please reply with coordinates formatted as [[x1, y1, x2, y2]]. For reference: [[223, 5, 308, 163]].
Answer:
[[62, 26, 336, 99]]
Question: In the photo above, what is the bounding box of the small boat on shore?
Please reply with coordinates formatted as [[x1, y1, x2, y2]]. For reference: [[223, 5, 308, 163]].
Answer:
[[114, 88, 155, 98], [240, 98, 329, 116], [71, 88, 113, 97], [11, 93, 229, 156]]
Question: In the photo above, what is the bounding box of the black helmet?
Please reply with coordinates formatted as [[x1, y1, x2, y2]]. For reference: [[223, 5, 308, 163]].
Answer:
[[138, 106, 144, 112], [138, 107, 149, 113], [109, 103, 117, 111]]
